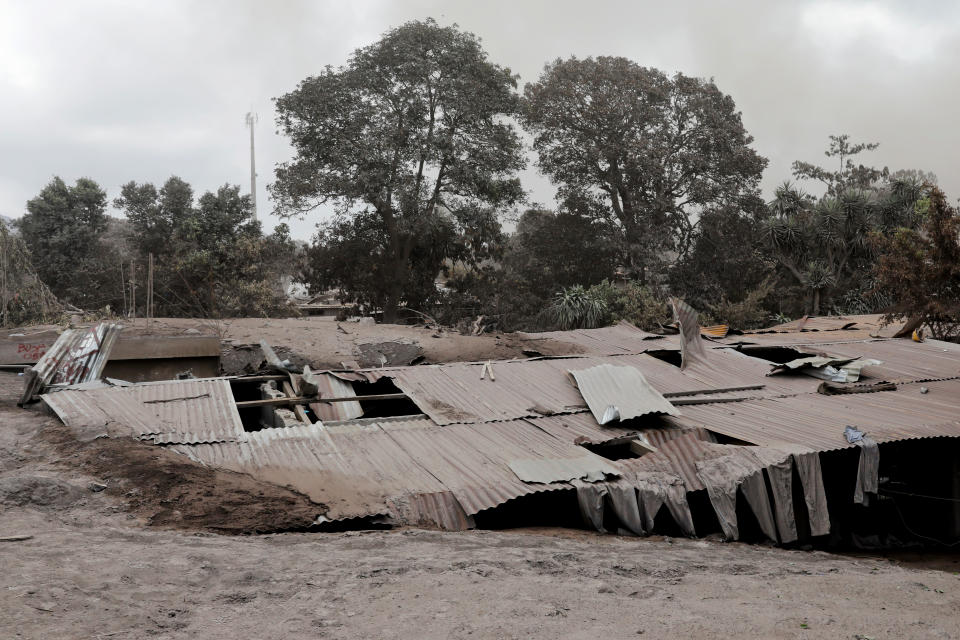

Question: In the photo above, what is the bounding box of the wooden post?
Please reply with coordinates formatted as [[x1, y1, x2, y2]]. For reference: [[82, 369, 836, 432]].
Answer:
[[147, 253, 154, 320], [130, 260, 136, 319]]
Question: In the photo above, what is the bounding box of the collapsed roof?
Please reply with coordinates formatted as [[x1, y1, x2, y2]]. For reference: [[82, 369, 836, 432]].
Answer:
[[37, 310, 960, 544]]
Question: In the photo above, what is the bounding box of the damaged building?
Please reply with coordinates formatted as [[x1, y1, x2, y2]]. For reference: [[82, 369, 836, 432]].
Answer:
[[24, 303, 960, 548]]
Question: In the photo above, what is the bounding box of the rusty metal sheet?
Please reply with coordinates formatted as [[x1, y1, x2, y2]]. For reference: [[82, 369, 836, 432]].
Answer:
[[667, 379, 960, 451], [569, 363, 679, 424], [43, 378, 245, 444], [381, 350, 812, 427], [309, 372, 363, 422]]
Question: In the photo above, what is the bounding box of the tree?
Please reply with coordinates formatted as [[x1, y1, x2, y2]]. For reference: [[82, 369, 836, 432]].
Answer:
[[522, 57, 767, 283], [114, 177, 194, 258], [670, 199, 773, 314], [18, 176, 114, 308], [272, 19, 525, 322], [765, 136, 928, 315], [115, 179, 292, 317], [502, 207, 618, 294], [871, 187, 960, 340], [792, 134, 887, 196]]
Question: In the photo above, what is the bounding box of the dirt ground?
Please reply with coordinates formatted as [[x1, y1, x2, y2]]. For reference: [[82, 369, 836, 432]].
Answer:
[[125, 316, 578, 369], [2, 373, 960, 639]]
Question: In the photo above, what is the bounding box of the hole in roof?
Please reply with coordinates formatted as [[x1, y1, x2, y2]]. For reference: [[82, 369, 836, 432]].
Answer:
[[735, 346, 813, 364], [579, 440, 641, 461], [351, 378, 422, 419], [229, 374, 425, 432], [647, 350, 682, 367]]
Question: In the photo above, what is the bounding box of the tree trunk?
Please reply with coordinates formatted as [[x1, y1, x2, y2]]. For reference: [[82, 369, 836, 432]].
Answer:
[[382, 291, 399, 324], [812, 289, 821, 316]]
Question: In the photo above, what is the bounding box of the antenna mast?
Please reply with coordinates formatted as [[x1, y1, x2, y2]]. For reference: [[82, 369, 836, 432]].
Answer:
[[245, 112, 258, 219]]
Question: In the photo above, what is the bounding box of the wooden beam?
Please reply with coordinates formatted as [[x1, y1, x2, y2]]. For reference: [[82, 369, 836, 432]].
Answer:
[[662, 384, 764, 398], [227, 375, 289, 383], [628, 439, 658, 457], [282, 379, 310, 423], [236, 392, 407, 409]]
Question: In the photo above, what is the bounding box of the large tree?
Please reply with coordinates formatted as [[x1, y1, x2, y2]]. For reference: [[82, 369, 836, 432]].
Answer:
[[522, 57, 767, 283], [18, 176, 113, 308], [272, 19, 525, 322]]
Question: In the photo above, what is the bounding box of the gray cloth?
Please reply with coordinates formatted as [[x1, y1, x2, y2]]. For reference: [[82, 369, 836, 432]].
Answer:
[[635, 472, 695, 536], [604, 482, 646, 536], [573, 481, 607, 532], [793, 452, 831, 537], [697, 455, 747, 540], [854, 437, 879, 505], [764, 456, 798, 544], [740, 470, 779, 542]]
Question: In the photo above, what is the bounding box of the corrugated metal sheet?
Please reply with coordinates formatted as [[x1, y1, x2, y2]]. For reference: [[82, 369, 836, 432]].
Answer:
[[309, 372, 363, 422], [518, 321, 664, 355], [667, 379, 960, 451], [617, 432, 735, 491], [21, 323, 122, 404], [43, 378, 245, 444], [569, 364, 679, 424], [763, 314, 897, 334], [671, 298, 707, 369], [380, 350, 817, 427], [508, 455, 620, 484], [171, 417, 592, 525]]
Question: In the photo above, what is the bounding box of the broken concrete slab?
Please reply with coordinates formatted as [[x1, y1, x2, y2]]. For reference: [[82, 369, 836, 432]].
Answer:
[[355, 338, 424, 368]]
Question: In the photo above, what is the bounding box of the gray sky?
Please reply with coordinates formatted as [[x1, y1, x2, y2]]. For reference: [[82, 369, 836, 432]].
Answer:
[[2, 0, 957, 239]]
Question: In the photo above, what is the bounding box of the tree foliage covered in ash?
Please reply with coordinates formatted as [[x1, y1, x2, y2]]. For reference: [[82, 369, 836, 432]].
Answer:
[[871, 187, 960, 339], [10, 18, 952, 334], [273, 18, 525, 323], [764, 138, 928, 316], [113, 179, 297, 317], [522, 56, 768, 286]]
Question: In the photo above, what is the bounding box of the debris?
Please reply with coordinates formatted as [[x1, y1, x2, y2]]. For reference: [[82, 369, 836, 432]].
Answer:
[[480, 360, 495, 381], [259, 339, 291, 372], [88, 482, 107, 492], [817, 381, 896, 395], [20, 322, 122, 405], [0, 535, 33, 542], [355, 338, 423, 368], [769, 355, 882, 383], [920, 386, 929, 394]]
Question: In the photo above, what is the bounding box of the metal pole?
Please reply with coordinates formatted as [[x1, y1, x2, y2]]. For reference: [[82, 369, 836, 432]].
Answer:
[[245, 112, 257, 219]]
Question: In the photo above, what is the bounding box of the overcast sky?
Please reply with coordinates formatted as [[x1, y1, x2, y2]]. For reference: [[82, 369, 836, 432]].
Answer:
[[2, 0, 957, 239]]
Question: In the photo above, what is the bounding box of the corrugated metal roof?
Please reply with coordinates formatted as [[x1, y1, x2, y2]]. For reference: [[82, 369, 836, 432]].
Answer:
[[43, 378, 245, 444], [380, 350, 818, 427], [171, 417, 604, 525], [667, 379, 960, 451], [569, 364, 679, 424]]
